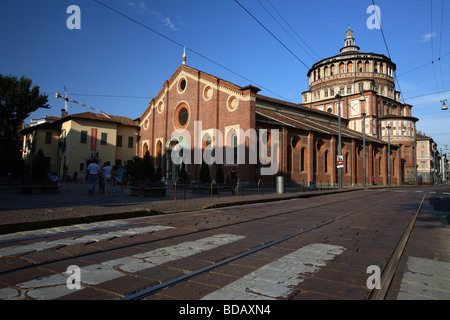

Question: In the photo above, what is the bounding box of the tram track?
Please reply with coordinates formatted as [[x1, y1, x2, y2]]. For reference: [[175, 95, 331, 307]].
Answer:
[[0, 189, 425, 300], [0, 189, 386, 277], [122, 191, 399, 300]]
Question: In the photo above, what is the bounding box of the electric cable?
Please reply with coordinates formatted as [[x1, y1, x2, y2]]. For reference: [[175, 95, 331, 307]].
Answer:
[[233, 0, 310, 69], [93, 0, 291, 102]]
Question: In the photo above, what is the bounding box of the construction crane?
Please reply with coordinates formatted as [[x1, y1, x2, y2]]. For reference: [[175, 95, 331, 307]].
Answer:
[[55, 86, 111, 119]]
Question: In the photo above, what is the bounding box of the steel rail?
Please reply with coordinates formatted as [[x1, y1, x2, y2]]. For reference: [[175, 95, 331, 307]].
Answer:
[[0, 190, 386, 278], [365, 192, 427, 300], [122, 193, 400, 300]]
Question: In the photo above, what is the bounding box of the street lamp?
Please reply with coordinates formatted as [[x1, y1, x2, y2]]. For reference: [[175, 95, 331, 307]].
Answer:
[[359, 90, 366, 189], [336, 92, 343, 189], [387, 123, 391, 187], [442, 99, 448, 111]]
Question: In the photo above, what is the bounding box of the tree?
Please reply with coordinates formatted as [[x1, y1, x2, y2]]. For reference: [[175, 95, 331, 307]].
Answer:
[[32, 149, 47, 180], [199, 160, 211, 183], [142, 151, 155, 181], [0, 75, 49, 176], [215, 164, 224, 184]]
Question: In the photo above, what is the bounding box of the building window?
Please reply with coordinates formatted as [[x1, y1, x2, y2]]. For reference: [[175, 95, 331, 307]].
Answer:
[[300, 148, 306, 172], [101, 133, 107, 145], [117, 135, 122, 147], [45, 132, 52, 144], [421, 151, 425, 158], [421, 161, 425, 169], [80, 131, 87, 144], [128, 136, 134, 148], [174, 103, 190, 129], [421, 142, 424, 147]]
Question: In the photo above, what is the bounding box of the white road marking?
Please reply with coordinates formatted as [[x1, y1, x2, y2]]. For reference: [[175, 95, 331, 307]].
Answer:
[[201, 243, 346, 300], [0, 220, 132, 243], [0, 225, 173, 257], [0, 234, 245, 300], [397, 256, 450, 300]]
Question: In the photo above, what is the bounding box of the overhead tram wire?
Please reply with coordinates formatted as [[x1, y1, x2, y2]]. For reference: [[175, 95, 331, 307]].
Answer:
[[438, 0, 447, 101], [431, 0, 443, 102], [92, 0, 291, 102], [256, 0, 318, 63], [397, 51, 450, 77], [265, 0, 322, 61], [233, 0, 310, 70], [371, 0, 405, 103]]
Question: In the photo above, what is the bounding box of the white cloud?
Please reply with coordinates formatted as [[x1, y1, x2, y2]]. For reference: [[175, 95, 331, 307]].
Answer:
[[420, 32, 436, 42], [149, 10, 179, 31], [163, 17, 178, 31], [124, 0, 148, 13]]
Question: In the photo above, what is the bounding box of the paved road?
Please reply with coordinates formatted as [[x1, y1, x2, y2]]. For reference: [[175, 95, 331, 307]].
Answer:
[[0, 185, 448, 304]]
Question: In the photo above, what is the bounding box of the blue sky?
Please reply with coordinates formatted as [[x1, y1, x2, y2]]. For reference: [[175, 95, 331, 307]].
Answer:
[[1, 0, 449, 151]]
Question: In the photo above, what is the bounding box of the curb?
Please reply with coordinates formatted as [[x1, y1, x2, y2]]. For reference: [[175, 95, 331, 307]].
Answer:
[[0, 188, 360, 235]]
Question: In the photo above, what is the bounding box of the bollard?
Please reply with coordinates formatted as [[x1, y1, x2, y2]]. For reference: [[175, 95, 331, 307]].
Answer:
[[276, 175, 284, 194]]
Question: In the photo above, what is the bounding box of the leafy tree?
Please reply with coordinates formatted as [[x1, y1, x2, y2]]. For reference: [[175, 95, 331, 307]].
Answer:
[[32, 149, 47, 180], [142, 151, 155, 181], [126, 156, 143, 182], [179, 163, 187, 182], [155, 165, 162, 181], [199, 160, 211, 183], [215, 164, 224, 184], [0, 75, 49, 176]]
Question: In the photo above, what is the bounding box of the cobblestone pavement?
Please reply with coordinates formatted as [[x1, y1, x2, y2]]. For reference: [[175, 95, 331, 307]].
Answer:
[[0, 181, 355, 233]]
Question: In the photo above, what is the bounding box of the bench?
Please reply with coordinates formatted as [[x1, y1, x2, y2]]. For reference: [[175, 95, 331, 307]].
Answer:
[[129, 186, 170, 197], [20, 184, 59, 194]]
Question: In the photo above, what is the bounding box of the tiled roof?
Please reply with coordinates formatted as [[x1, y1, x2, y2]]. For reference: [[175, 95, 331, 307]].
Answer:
[[64, 112, 139, 127], [256, 109, 387, 144]]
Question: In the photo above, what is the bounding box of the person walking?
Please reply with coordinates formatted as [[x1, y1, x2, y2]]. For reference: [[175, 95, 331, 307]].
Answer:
[[103, 161, 113, 196], [87, 159, 101, 195], [228, 168, 238, 195]]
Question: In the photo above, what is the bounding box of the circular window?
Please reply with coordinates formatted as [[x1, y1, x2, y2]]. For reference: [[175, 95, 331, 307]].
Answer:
[[157, 101, 164, 113], [174, 103, 190, 130], [227, 95, 239, 112], [203, 86, 213, 101], [178, 108, 188, 126], [178, 77, 187, 93], [144, 119, 149, 130]]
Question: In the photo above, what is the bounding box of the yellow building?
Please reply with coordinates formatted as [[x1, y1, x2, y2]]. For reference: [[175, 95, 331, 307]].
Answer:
[[21, 112, 139, 181]]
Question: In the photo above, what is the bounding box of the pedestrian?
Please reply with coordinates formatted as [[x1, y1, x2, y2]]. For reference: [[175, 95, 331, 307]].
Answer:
[[115, 165, 124, 192], [87, 159, 101, 195], [371, 176, 375, 185], [228, 168, 238, 195], [103, 161, 113, 196]]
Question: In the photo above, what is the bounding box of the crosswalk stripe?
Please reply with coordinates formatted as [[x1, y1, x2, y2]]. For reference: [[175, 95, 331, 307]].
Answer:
[[0, 234, 245, 300], [0, 225, 173, 257], [397, 256, 450, 300], [201, 243, 345, 300]]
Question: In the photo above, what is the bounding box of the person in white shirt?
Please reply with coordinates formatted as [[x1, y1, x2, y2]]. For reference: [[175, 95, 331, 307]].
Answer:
[[103, 161, 113, 196], [87, 159, 101, 195]]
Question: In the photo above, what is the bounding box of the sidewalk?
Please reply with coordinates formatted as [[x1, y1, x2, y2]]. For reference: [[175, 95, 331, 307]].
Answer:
[[0, 182, 357, 234]]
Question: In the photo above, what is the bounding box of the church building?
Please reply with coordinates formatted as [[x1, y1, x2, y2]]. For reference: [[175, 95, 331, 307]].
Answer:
[[138, 28, 417, 187]]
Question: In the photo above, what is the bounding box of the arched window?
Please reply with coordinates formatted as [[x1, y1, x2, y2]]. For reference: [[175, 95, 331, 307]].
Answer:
[[300, 147, 306, 172], [347, 62, 353, 73]]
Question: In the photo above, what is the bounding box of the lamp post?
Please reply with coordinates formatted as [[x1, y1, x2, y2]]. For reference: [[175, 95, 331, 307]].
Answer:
[[359, 91, 366, 189], [336, 92, 343, 189], [387, 123, 391, 187]]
